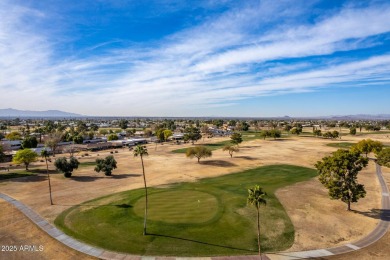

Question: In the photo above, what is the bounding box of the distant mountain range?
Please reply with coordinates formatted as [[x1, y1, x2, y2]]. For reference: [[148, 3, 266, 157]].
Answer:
[[0, 108, 83, 118], [0, 108, 389, 119], [326, 114, 390, 120]]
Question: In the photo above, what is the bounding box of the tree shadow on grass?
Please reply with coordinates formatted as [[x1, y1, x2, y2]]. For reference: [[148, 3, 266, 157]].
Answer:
[[70, 173, 141, 182], [30, 169, 60, 174], [199, 160, 236, 167], [1, 174, 47, 182], [351, 208, 390, 221], [148, 232, 255, 253], [234, 156, 258, 161], [111, 173, 141, 179]]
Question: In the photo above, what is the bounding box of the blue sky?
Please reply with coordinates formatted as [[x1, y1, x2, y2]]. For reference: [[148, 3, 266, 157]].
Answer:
[[1, 0, 390, 117]]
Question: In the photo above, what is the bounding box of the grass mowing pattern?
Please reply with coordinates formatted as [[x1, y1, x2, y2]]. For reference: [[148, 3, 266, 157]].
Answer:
[[133, 190, 219, 224], [326, 142, 356, 148], [55, 164, 317, 256]]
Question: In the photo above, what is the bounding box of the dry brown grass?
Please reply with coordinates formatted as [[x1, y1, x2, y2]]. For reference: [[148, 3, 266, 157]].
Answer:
[[0, 133, 389, 258]]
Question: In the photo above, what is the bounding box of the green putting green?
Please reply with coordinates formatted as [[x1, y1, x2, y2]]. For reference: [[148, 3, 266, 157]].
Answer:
[[55, 164, 317, 256], [133, 190, 219, 224]]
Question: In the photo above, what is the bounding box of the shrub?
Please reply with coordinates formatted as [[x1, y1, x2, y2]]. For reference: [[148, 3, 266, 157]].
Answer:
[[54, 157, 80, 178]]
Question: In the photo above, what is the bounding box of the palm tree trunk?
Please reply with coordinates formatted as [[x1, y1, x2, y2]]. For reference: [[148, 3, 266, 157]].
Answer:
[[141, 156, 148, 235], [257, 205, 261, 259], [46, 159, 53, 205]]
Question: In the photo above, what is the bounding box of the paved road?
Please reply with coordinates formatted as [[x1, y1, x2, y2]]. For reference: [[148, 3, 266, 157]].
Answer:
[[0, 163, 389, 260]]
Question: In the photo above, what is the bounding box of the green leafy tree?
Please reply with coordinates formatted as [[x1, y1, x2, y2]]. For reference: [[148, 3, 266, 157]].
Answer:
[[54, 157, 79, 178], [107, 134, 119, 141], [259, 130, 269, 140], [6, 131, 22, 140], [12, 149, 38, 170], [163, 129, 173, 142], [290, 127, 302, 135], [99, 129, 108, 136], [76, 121, 88, 133], [350, 128, 357, 135], [313, 129, 322, 137], [155, 128, 166, 142], [118, 119, 128, 130], [186, 146, 212, 163], [352, 139, 383, 157], [241, 122, 250, 131], [22, 136, 38, 148], [222, 145, 239, 158], [89, 123, 99, 132], [247, 185, 267, 258], [212, 119, 224, 128], [230, 132, 243, 146], [184, 126, 202, 144], [228, 120, 237, 127], [44, 121, 56, 133], [73, 135, 84, 144], [0, 145, 6, 162], [133, 145, 149, 235], [315, 149, 368, 210], [269, 129, 281, 139], [94, 155, 117, 176], [41, 150, 53, 205], [332, 130, 339, 139], [376, 148, 390, 168]]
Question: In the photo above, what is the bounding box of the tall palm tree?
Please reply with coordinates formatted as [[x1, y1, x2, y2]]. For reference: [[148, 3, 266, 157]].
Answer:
[[133, 145, 149, 235], [41, 150, 53, 205], [247, 185, 267, 258]]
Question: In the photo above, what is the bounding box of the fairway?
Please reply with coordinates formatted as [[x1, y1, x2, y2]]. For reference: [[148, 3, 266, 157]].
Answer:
[[55, 164, 317, 256]]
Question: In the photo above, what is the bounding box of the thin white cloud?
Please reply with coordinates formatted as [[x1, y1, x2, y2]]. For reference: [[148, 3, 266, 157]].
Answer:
[[0, 0, 389, 116]]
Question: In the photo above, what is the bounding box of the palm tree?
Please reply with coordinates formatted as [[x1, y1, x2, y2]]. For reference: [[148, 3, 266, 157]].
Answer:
[[41, 150, 53, 205], [133, 145, 149, 235], [247, 185, 267, 258]]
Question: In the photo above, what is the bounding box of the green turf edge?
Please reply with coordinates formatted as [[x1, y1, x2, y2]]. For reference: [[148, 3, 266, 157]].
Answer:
[[0, 171, 37, 180], [54, 164, 318, 257]]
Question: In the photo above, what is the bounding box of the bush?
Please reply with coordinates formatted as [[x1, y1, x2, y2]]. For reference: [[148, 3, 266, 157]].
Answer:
[[54, 157, 80, 178], [94, 155, 117, 176]]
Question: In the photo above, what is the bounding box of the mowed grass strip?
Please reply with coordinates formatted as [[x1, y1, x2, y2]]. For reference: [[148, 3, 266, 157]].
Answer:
[[171, 140, 231, 153], [55, 164, 317, 256], [326, 142, 390, 149], [0, 171, 37, 180], [78, 161, 96, 168], [326, 142, 356, 148]]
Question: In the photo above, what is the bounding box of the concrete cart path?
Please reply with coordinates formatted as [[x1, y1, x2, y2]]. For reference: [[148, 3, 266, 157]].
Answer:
[[1, 163, 389, 260]]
